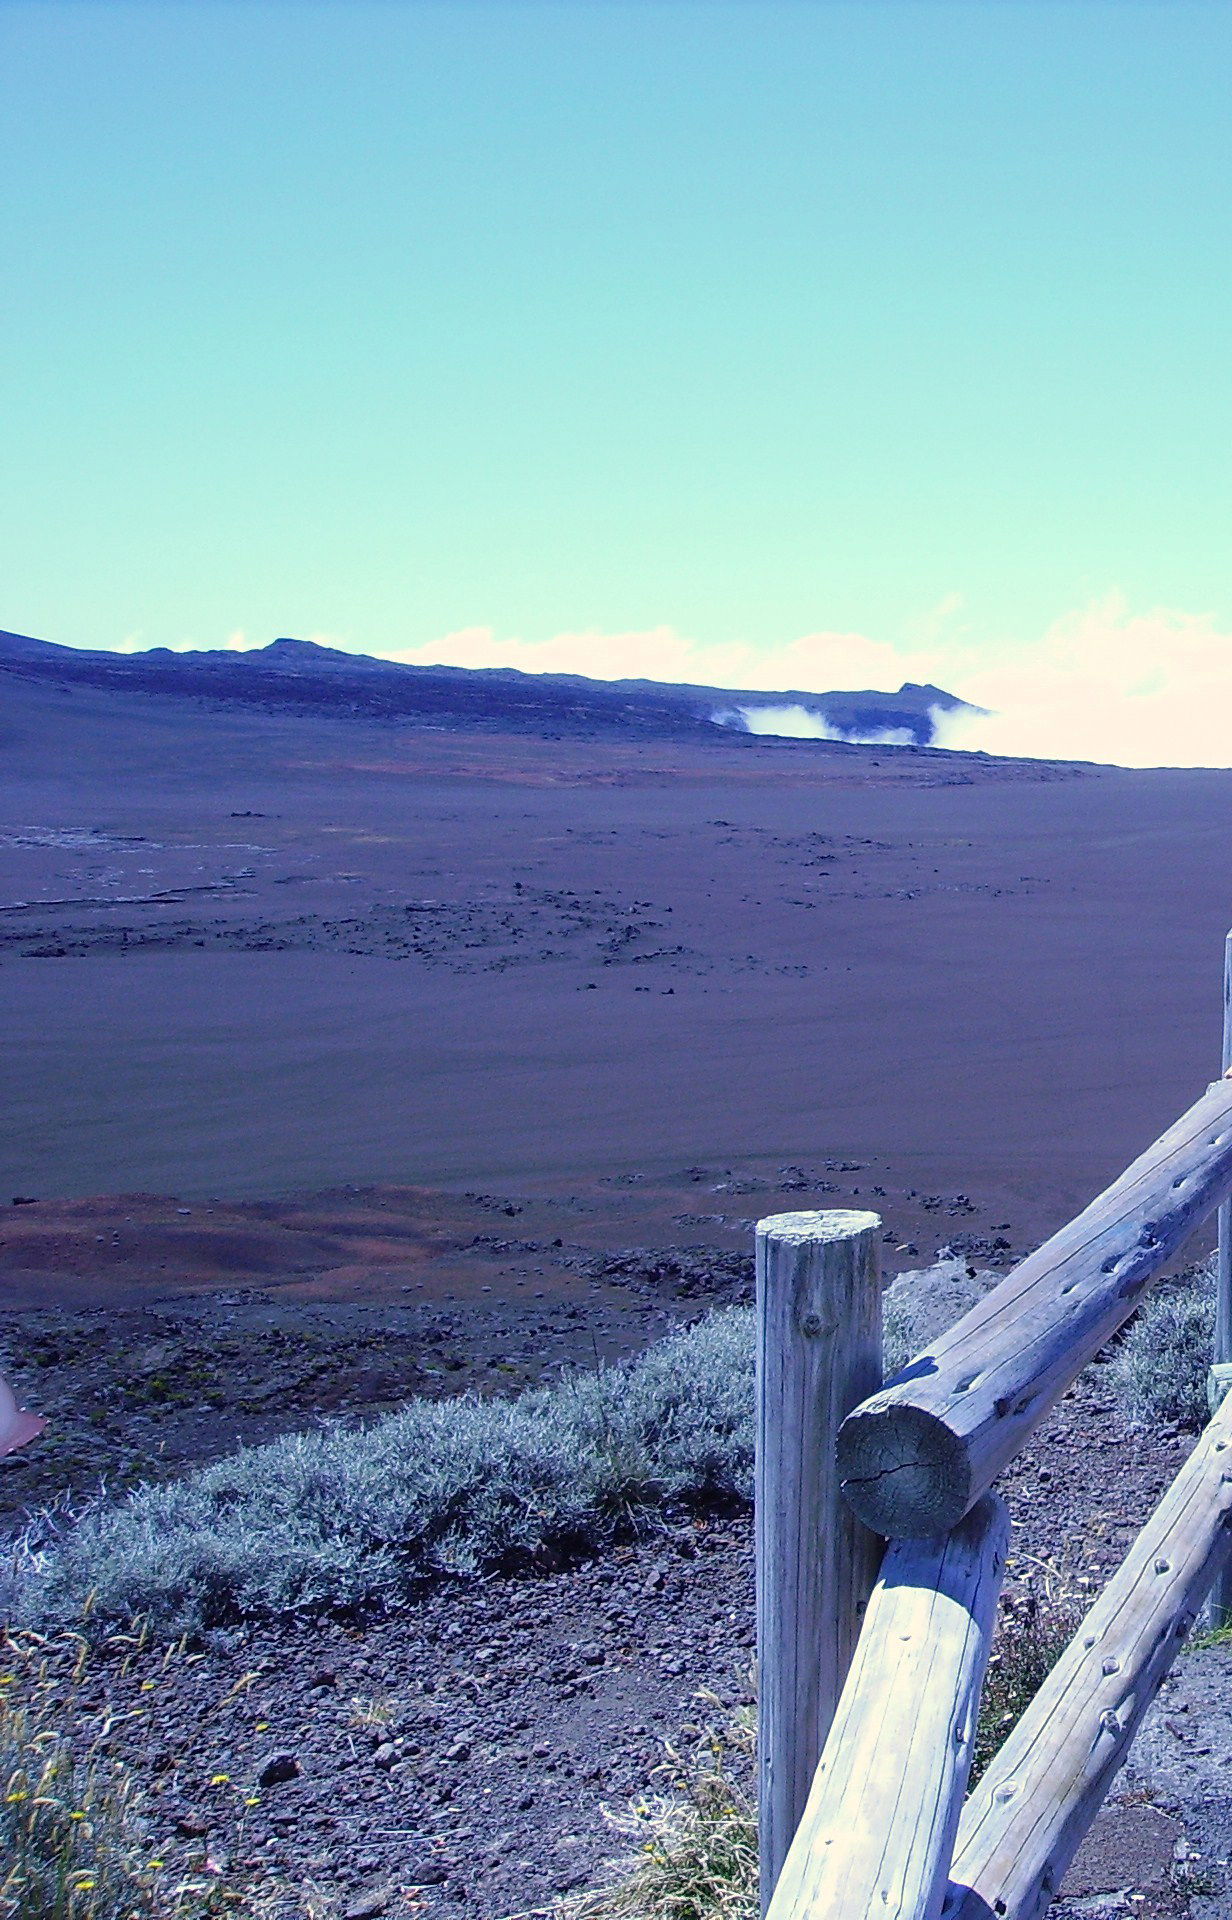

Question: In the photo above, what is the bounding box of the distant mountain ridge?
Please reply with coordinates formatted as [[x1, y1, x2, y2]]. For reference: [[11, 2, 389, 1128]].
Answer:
[[0, 627, 980, 748]]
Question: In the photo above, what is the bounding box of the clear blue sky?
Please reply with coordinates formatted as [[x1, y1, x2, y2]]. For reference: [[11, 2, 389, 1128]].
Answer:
[[3, 1, 1231, 704]]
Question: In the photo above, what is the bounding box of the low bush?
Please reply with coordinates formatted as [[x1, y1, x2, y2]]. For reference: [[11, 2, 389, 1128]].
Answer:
[[13, 1311, 756, 1633], [1107, 1258, 1216, 1431], [6, 1255, 1001, 1635]]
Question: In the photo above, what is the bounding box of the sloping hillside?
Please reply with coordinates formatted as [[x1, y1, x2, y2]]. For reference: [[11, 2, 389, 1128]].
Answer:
[[0, 626, 976, 745]]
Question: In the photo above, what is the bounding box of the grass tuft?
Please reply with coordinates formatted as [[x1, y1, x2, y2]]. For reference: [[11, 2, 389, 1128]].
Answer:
[[568, 1700, 757, 1920], [0, 1631, 222, 1920]]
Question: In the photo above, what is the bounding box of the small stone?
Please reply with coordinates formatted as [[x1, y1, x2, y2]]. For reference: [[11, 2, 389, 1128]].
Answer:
[[174, 1809, 211, 1837], [345, 1892, 390, 1920], [406, 1857, 448, 1887], [257, 1753, 301, 1787], [372, 1742, 397, 1770], [446, 1737, 471, 1761]]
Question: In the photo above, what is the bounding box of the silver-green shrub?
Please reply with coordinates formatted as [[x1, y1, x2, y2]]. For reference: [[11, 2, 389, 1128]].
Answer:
[[15, 1310, 755, 1633], [7, 1257, 1003, 1635], [1107, 1259, 1216, 1431]]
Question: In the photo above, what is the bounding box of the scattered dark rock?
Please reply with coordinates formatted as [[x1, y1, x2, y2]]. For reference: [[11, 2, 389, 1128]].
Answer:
[[561, 1244, 754, 1304], [406, 1858, 448, 1888], [345, 1891, 391, 1919]]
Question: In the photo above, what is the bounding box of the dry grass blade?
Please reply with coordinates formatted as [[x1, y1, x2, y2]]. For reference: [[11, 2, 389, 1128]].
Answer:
[[0, 1694, 200, 1920], [562, 1698, 757, 1920], [0, 1629, 257, 1920], [971, 1573, 1083, 1784]]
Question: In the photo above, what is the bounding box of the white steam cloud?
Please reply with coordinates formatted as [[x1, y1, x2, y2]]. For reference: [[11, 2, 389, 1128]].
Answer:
[[714, 704, 918, 746]]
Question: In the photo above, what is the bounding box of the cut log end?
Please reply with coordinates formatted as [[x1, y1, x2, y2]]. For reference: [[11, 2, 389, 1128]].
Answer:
[[756, 1207, 882, 1245], [837, 1399, 972, 1539]]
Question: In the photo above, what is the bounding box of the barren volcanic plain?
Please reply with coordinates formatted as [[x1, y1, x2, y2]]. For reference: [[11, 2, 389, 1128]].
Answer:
[[4, 653, 1232, 1495], [4, 664, 1231, 1223], [6, 654, 1232, 1913]]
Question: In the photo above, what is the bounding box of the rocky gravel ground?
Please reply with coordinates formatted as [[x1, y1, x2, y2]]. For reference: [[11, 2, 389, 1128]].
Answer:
[[4, 1358, 1226, 1920], [6, 1519, 757, 1920], [1, 1173, 1223, 1920]]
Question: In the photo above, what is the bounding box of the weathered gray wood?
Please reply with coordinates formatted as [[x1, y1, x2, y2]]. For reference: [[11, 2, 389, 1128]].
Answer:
[[756, 1209, 883, 1917], [943, 1389, 1232, 1920], [768, 1494, 1008, 1920], [837, 1072, 1232, 1538], [1211, 927, 1232, 1628]]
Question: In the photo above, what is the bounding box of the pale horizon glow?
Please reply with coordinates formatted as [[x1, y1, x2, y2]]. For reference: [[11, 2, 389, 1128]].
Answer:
[[105, 589, 1232, 771]]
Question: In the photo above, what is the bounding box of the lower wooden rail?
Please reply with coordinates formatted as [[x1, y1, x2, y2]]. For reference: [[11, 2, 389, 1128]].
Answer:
[[942, 1386, 1232, 1920], [767, 1495, 1008, 1920]]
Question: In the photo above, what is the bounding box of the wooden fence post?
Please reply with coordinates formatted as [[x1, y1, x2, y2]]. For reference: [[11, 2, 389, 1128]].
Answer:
[[1210, 925, 1232, 1629], [756, 1208, 883, 1916]]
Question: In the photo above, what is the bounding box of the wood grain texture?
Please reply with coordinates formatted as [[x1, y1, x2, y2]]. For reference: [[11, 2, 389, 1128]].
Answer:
[[1211, 927, 1232, 1627], [756, 1210, 883, 1916], [767, 1494, 1008, 1920], [943, 1390, 1232, 1920], [837, 1073, 1232, 1538]]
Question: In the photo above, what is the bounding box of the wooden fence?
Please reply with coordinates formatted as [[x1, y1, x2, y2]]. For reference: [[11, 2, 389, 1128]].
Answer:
[[757, 930, 1232, 1920]]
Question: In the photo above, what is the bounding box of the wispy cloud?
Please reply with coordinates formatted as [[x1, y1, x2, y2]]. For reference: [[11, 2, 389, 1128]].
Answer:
[[386, 623, 936, 698], [933, 596, 1232, 768]]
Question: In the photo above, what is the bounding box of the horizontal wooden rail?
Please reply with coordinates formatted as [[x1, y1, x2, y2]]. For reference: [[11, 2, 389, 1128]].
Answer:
[[942, 1385, 1232, 1920], [767, 1495, 1008, 1920], [838, 1072, 1232, 1537]]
